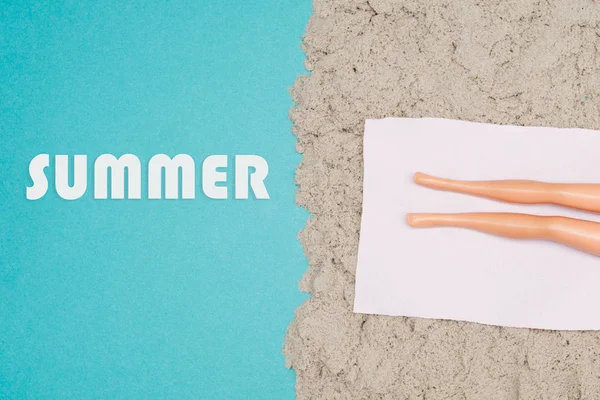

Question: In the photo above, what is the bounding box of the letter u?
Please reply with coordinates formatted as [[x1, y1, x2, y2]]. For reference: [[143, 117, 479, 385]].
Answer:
[[55, 155, 88, 200]]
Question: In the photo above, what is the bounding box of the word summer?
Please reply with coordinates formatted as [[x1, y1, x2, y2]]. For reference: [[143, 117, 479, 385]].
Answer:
[[26, 154, 270, 200]]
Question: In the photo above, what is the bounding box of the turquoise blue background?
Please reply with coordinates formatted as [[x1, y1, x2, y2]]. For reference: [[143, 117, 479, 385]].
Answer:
[[0, 1, 310, 398]]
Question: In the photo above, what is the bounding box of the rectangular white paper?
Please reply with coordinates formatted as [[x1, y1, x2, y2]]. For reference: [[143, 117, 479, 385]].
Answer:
[[354, 117, 600, 330]]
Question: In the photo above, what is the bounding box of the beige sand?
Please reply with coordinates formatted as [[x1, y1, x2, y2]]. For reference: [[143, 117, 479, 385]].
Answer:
[[284, 0, 600, 398]]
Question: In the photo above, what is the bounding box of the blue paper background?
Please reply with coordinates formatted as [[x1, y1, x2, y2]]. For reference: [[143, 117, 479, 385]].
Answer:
[[0, 1, 310, 398]]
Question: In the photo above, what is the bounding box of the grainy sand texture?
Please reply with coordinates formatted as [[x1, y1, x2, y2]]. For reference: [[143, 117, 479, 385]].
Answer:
[[284, 0, 600, 399]]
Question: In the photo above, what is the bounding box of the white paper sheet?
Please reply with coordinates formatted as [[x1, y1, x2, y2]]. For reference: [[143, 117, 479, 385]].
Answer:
[[354, 118, 600, 330]]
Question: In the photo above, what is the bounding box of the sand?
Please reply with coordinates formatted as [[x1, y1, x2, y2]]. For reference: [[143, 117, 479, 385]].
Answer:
[[284, 0, 600, 398]]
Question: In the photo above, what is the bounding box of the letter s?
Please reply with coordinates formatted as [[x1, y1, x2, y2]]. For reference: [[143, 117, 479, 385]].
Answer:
[[26, 154, 50, 200]]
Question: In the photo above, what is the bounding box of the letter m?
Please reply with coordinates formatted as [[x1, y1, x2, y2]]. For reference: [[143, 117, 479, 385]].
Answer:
[[94, 154, 142, 199], [148, 154, 195, 199]]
